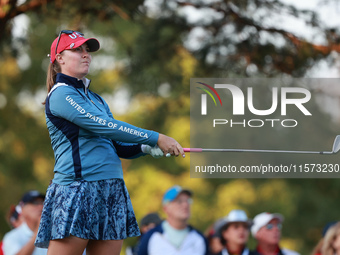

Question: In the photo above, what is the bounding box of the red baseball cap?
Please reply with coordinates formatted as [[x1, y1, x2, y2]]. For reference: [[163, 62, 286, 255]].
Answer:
[[50, 30, 100, 63]]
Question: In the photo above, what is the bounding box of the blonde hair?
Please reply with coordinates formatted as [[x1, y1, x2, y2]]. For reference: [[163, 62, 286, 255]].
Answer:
[[43, 61, 61, 105], [311, 238, 323, 255], [321, 222, 340, 255]]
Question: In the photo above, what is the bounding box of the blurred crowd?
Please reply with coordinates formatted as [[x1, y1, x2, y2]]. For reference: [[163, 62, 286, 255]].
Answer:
[[128, 185, 340, 255], [0, 186, 339, 255]]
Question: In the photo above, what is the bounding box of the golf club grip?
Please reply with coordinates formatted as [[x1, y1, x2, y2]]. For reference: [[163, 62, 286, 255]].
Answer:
[[183, 148, 202, 152]]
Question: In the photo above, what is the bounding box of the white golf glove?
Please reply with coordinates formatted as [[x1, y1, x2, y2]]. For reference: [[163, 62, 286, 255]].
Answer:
[[141, 145, 164, 158]]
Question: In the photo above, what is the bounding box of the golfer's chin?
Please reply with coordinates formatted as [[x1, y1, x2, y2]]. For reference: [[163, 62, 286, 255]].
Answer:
[[76, 70, 90, 80], [81, 68, 90, 76]]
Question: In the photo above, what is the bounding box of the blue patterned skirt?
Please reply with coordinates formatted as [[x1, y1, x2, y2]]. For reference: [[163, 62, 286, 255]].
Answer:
[[35, 178, 140, 248]]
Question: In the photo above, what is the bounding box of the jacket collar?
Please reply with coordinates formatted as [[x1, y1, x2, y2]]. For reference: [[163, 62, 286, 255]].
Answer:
[[56, 73, 91, 89]]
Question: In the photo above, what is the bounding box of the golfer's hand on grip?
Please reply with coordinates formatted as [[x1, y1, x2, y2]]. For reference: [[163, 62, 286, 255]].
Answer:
[[157, 134, 185, 158]]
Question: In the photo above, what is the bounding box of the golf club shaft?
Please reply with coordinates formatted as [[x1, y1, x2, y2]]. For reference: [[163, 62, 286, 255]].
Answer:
[[183, 148, 333, 154], [183, 136, 340, 155]]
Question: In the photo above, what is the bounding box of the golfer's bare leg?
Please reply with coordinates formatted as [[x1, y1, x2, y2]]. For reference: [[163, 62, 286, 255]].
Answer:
[[86, 239, 123, 255], [47, 236, 88, 255]]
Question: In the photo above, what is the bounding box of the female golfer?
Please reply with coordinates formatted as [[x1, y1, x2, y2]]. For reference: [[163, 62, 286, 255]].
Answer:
[[35, 30, 184, 255]]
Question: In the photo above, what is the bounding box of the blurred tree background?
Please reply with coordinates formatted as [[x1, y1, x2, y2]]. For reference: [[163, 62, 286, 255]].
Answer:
[[1, 0, 340, 254]]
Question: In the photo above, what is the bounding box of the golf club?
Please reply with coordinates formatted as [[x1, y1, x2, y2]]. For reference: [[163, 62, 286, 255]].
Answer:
[[183, 135, 340, 155]]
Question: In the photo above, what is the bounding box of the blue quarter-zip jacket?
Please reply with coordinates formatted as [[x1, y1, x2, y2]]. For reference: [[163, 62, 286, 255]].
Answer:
[[45, 73, 159, 185]]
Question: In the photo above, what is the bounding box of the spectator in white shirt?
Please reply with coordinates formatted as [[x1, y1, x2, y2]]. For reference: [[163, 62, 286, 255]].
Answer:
[[3, 190, 46, 255], [136, 185, 208, 255]]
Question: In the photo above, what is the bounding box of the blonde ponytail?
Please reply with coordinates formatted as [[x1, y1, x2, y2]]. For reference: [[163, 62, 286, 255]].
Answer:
[[43, 61, 61, 105]]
